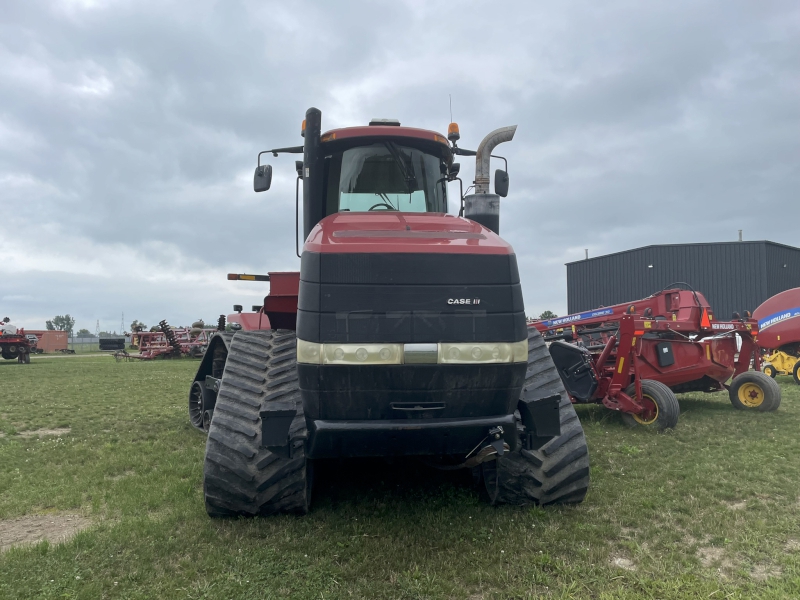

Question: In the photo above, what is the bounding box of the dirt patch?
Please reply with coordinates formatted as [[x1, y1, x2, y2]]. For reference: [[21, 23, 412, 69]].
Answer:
[[785, 539, 800, 552], [0, 514, 91, 552], [105, 470, 135, 481], [723, 500, 747, 511], [750, 564, 781, 581], [17, 427, 71, 438], [611, 556, 636, 571], [697, 546, 737, 579]]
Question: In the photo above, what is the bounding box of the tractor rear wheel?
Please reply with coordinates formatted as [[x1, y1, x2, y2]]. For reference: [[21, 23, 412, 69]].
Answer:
[[762, 364, 777, 378], [621, 380, 680, 430], [482, 328, 590, 506], [203, 330, 311, 517], [728, 371, 781, 411]]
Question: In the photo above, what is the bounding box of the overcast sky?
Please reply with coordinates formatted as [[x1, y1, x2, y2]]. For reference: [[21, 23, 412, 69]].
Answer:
[[1, 0, 798, 332]]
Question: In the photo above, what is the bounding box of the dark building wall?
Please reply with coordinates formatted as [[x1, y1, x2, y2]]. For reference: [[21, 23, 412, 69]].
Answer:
[[567, 241, 800, 320], [765, 244, 800, 300]]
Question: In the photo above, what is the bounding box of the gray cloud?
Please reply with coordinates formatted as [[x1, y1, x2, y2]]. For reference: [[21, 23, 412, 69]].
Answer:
[[1, 0, 798, 331]]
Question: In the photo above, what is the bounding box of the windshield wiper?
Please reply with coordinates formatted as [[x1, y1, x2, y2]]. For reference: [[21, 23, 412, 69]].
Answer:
[[376, 192, 397, 210], [383, 142, 417, 192]]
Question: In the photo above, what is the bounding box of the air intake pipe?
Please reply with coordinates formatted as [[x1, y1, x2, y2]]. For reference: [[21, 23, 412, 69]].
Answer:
[[463, 125, 517, 235]]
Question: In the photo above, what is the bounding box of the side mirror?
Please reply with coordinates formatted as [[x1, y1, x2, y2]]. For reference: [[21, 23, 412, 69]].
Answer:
[[254, 164, 273, 192], [494, 169, 509, 197], [449, 163, 461, 179]]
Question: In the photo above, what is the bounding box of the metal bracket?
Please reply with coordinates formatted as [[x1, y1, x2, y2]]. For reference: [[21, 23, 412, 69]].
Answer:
[[260, 401, 297, 456]]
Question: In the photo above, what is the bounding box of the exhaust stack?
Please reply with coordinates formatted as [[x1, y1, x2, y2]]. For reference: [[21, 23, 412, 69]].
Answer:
[[464, 125, 517, 234], [474, 125, 516, 194]]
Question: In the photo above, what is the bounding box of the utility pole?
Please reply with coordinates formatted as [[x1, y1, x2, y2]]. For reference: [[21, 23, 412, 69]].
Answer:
[[121, 312, 125, 335], [95, 319, 99, 337]]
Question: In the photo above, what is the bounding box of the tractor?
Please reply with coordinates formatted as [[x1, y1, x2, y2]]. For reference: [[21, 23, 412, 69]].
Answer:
[[189, 108, 590, 516]]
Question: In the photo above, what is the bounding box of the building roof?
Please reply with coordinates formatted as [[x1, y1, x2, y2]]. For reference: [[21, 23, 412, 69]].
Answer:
[[566, 240, 800, 266]]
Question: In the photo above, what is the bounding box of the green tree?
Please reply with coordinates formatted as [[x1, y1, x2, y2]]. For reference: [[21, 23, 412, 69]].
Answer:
[[75, 329, 96, 338], [46, 315, 76, 337], [538, 310, 558, 320], [130, 320, 146, 333]]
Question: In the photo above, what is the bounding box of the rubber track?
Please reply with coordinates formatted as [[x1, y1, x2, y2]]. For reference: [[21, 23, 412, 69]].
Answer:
[[493, 328, 591, 505], [203, 330, 309, 517]]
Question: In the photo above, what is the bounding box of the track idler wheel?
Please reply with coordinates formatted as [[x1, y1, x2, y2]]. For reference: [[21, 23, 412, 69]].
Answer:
[[189, 381, 215, 431], [729, 371, 781, 411], [621, 380, 680, 430]]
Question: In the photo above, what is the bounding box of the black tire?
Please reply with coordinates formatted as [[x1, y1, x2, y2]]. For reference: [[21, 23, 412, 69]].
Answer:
[[729, 371, 781, 411], [189, 381, 214, 430], [203, 330, 310, 517], [762, 364, 777, 378], [482, 328, 590, 506], [620, 380, 680, 430], [793, 361, 800, 386]]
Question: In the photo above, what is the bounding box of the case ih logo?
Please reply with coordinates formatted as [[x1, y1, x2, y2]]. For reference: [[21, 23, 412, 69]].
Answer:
[[448, 298, 481, 305]]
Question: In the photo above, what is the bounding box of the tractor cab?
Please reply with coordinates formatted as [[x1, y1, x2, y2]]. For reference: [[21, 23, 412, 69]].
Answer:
[[318, 128, 452, 216]]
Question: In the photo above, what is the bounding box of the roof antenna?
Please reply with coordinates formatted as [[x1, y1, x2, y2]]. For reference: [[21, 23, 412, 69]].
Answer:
[[449, 94, 453, 123]]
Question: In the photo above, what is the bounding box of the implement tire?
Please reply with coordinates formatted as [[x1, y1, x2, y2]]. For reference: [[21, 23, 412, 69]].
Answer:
[[482, 328, 590, 506], [729, 371, 781, 411], [621, 380, 680, 430], [203, 330, 310, 517], [762, 364, 777, 378], [794, 362, 800, 386]]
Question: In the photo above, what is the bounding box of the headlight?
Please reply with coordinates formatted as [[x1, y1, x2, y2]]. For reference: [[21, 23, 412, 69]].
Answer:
[[297, 339, 528, 365]]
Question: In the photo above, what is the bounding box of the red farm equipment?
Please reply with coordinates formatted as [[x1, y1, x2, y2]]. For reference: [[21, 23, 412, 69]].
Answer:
[[187, 108, 590, 517], [118, 320, 210, 361], [531, 285, 781, 430], [0, 318, 31, 364], [755, 287, 800, 384]]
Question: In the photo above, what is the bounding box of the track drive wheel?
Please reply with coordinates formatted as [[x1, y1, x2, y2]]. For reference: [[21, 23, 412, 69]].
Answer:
[[482, 328, 590, 506], [762, 364, 777, 378], [729, 371, 781, 411], [793, 361, 800, 386], [621, 380, 679, 430], [203, 330, 310, 517]]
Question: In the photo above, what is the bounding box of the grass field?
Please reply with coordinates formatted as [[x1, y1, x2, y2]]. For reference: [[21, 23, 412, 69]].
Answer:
[[1, 356, 799, 599]]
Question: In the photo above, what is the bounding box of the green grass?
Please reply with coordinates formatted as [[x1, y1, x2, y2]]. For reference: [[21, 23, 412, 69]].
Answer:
[[1, 357, 800, 599]]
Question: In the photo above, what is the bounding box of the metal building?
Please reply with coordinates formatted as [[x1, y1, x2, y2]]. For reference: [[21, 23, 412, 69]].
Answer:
[[566, 241, 800, 319]]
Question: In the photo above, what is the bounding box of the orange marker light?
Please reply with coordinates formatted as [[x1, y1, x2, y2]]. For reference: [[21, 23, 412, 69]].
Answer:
[[301, 119, 306, 137], [447, 122, 460, 142]]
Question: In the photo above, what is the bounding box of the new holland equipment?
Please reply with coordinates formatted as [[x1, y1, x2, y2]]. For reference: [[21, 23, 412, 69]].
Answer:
[[189, 108, 590, 516], [531, 285, 780, 430], [756, 287, 800, 384]]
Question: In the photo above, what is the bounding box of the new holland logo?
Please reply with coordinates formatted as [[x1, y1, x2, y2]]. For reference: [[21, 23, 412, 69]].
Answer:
[[448, 298, 481, 305]]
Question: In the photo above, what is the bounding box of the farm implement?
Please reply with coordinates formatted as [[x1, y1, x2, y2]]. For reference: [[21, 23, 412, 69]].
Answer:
[[531, 285, 780, 430], [0, 318, 31, 364], [755, 287, 800, 384], [116, 320, 210, 361]]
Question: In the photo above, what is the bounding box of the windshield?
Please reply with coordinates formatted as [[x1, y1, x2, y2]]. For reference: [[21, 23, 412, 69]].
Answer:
[[324, 142, 447, 213]]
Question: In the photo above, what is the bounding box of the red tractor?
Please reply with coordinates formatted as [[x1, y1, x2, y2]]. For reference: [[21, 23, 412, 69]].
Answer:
[[0, 318, 32, 364], [189, 108, 590, 516], [531, 286, 780, 430]]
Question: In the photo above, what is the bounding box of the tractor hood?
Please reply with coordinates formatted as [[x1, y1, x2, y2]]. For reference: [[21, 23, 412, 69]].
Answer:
[[303, 213, 514, 255]]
